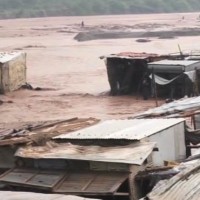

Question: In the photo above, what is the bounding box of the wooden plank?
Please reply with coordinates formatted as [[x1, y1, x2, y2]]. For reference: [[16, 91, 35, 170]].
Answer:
[[114, 192, 129, 196], [28, 173, 64, 188], [55, 171, 128, 194], [81, 175, 97, 191], [31, 118, 78, 131], [0, 170, 35, 183], [56, 173, 94, 193], [0, 168, 64, 190], [0, 169, 129, 196], [0, 137, 30, 146]]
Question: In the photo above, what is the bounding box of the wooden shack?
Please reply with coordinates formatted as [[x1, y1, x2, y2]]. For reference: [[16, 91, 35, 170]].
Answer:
[[0, 52, 26, 94], [0, 118, 99, 171], [101, 52, 167, 96], [0, 142, 155, 200], [0, 118, 187, 200], [54, 118, 186, 166]]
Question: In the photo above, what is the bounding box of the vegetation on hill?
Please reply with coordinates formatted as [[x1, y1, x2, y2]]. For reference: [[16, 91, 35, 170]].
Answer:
[[0, 0, 200, 19]]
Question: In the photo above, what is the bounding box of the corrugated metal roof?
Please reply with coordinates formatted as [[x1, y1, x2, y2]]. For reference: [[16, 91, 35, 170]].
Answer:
[[148, 59, 199, 66], [54, 119, 185, 140], [133, 96, 200, 119], [116, 52, 159, 58], [16, 142, 156, 165], [146, 160, 200, 200], [0, 52, 23, 63], [0, 191, 99, 200], [103, 52, 160, 60]]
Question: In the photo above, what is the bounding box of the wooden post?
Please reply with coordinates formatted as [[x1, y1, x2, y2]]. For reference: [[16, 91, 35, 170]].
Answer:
[[152, 68, 158, 107], [195, 69, 199, 96], [192, 115, 197, 130]]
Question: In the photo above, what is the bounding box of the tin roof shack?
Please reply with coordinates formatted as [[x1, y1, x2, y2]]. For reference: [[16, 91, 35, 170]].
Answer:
[[148, 60, 200, 99], [0, 119, 186, 200], [1, 142, 156, 200], [54, 119, 186, 167], [101, 52, 166, 96], [0, 52, 26, 94]]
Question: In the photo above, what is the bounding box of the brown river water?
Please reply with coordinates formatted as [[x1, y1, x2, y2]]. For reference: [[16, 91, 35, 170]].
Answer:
[[1, 12, 200, 125]]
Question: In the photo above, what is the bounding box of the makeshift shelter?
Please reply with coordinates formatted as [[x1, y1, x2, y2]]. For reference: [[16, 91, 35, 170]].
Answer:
[[1, 142, 155, 200], [0, 118, 186, 200], [54, 119, 186, 166], [0, 118, 99, 170], [0, 52, 26, 94], [148, 60, 200, 98], [143, 160, 200, 200], [101, 52, 166, 96]]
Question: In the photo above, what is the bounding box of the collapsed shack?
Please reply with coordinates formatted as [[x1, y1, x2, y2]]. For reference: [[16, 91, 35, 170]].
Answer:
[[135, 165, 179, 196], [0, 52, 26, 94], [0, 118, 187, 200], [101, 52, 167, 96], [148, 60, 200, 99], [9, 142, 155, 200], [142, 159, 200, 200], [0, 118, 99, 171], [101, 52, 200, 100]]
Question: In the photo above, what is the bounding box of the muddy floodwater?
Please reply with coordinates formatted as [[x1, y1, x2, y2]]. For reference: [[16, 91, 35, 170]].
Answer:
[[1, 12, 200, 124]]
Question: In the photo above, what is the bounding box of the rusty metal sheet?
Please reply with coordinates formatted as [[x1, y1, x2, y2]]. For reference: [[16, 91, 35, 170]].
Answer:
[[134, 96, 200, 119], [148, 59, 199, 67], [116, 52, 159, 59], [103, 52, 160, 60], [54, 119, 184, 140], [16, 142, 156, 165], [0, 191, 100, 200]]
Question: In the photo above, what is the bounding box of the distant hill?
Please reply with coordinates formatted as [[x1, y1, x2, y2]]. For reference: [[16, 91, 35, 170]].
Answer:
[[0, 0, 200, 19]]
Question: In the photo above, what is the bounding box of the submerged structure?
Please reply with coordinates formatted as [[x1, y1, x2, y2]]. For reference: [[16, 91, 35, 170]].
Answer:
[[102, 52, 200, 99], [148, 59, 200, 98], [0, 52, 26, 94], [101, 52, 166, 96]]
